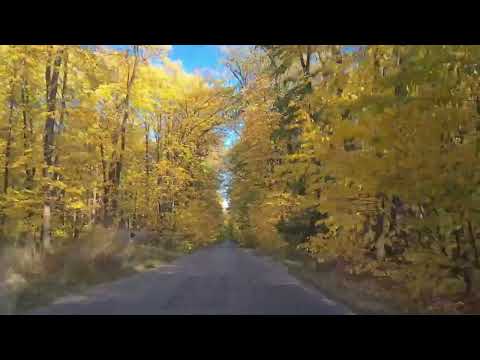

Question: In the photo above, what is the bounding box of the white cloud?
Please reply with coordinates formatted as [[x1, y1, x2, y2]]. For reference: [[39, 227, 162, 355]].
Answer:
[[158, 45, 172, 53], [193, 67, 227, 80], [217, 45, 251, 57], [218, 45, 231, 54]]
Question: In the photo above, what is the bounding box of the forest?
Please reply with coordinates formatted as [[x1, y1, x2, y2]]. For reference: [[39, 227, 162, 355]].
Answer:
[[225, 45, 480, 309], [0, 45, 235, 311], [1, 45, 480, 313]]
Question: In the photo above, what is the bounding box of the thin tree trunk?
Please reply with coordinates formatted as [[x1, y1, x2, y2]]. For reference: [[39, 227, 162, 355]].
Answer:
[[454, 229, 462, 258], [0, 80, 15, 228], [133, 192, 137, 231], [155, 115, 163, 217], [3, 84, 15, 194], [21, 77, 35, 188], [92, 186, 97, 224], [53, 49, 68, 182], [53, 50, 69, 230], [374, 197, 387, 261], [99, 142, 110, 224], [20, 70, 37, 244], [155, 124, 161, 164], [73, 210, 79, 240], [375, 215, 386, 260], [41, 47, 63, 251], [466, 220, 480, 268], [109, 46, 140, 226], [145, 122, 150, 214]]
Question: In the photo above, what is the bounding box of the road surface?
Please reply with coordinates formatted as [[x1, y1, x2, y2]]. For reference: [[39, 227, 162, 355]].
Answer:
[[27, 241, 354, 315]]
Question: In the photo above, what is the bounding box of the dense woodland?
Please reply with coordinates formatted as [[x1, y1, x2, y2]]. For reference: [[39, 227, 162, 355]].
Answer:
[[0, 45, 231, 257], [226, 45, 480, 302], [2, 45, 480, 310]]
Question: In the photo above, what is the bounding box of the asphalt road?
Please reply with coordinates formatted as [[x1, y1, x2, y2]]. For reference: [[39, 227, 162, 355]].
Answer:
[[27, 241, 354, 315]]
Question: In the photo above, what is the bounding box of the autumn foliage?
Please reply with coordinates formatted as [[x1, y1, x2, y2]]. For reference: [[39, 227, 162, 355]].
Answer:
[[227, 45, 480, 305], [0, 45, 229, 255]]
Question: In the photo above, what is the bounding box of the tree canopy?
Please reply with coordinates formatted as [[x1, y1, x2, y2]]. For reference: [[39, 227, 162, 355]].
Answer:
[[227, 45, 480, 301], [0, 45, 232, 253]]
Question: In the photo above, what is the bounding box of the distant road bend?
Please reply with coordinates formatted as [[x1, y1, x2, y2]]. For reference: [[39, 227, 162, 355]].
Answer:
[[28, 241, 354, 315]]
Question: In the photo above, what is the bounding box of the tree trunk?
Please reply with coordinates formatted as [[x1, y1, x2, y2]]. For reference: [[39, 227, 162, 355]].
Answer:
[[73, 210, 79, 240], [3, 85, 15, 194], [466, 220, 479, 268], [145, 122, 150, 213], [375, 217, 386, 260], [0, 80, 15, 227], [156, 115, 163, 218], [454, 229, 462, 258], [41, 202, 52, 250], [91, 186, 97, 224], [21, 77, 35, 188], [108, 46, 140, 225], [99, 142, 110, 225], [41, 47, 63, 251], [374, 197, 386, 261], [53, 50, 69, 229], [133, 192, 137, 231], [299, 45, 311, 77], [19, 71, 37, 242], [461, 260, 478, 296], [53, 49, 68, 182]]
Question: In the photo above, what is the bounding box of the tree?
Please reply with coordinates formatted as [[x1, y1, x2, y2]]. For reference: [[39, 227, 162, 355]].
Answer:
[[0, 45, 228, 255], [228, 45, 480, 300]]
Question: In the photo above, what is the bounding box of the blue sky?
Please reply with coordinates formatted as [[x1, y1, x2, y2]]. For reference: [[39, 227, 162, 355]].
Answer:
[[111, 45, 225, 76], [170, 45, 223, 74]]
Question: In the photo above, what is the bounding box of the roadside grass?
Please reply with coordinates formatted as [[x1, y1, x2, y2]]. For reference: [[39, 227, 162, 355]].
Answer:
[[281, 257, 407, 315], [283, 251, 480, 314], [0, 226, 195, 314], [243, 244, 449, 314]]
